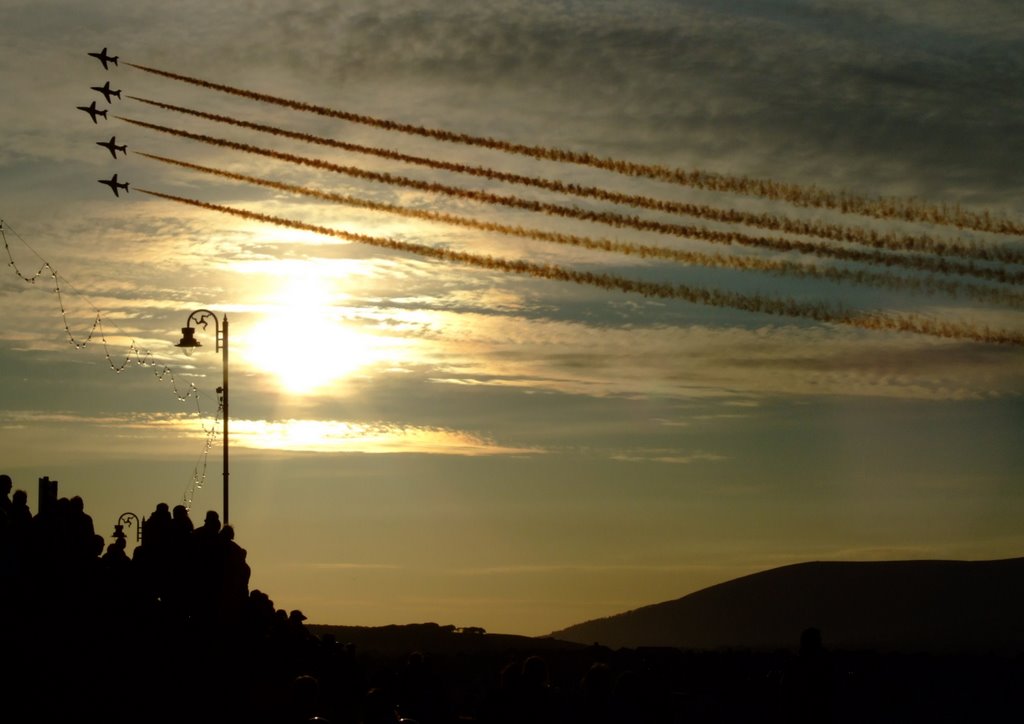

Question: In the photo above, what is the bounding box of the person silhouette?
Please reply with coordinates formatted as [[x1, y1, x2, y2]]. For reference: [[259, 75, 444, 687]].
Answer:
[[10, 489, 31, 529], [0, 473, 12, 509], [288, 673, 333, 723], [784, 627, 832, 723]]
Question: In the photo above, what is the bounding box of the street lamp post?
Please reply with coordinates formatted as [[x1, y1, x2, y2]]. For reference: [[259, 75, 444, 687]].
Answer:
[[176, 309, 230, 525]]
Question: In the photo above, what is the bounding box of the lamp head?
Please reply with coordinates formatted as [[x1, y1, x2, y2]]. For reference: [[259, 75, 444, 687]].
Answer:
[[176, 326, 202, 352]]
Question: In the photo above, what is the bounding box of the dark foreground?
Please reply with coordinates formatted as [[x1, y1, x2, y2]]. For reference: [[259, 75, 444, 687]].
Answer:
[[2, 480, 1021, 723]]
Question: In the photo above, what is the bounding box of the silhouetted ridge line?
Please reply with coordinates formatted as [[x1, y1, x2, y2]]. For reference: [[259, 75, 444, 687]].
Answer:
[[137, 152, 1024, 308], [120, 118, 1020, 285], [135, 189, 1024, 346], [125, 62, 1023, 235], [551, 557, 1024, 652], [126, 95, 1023, 264]]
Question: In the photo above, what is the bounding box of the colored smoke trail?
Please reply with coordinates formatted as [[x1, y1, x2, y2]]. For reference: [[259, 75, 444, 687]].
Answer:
[[120, 117, 1021, 285], [135, 189, 1024, 346], [127, 95, 1024, 265], [137, 152, 1024, 308], [126, 62, 1023, 235]]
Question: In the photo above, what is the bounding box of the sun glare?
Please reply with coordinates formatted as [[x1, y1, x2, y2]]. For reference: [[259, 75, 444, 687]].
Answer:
[[240, 272, 379, 395]]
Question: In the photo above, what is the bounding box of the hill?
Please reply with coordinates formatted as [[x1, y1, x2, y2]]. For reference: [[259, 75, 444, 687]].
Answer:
[[551, 557, 1024, 652], [308, 621, 585, 657]]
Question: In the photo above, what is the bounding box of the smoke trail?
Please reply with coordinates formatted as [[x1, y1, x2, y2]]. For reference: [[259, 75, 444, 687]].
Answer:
[[120, 117, 1021, 285], [126, 62, 1023, 235], [127, 95, 1024, 265], [137, 152, 1024, 308], [135, 189, 1024, 346]]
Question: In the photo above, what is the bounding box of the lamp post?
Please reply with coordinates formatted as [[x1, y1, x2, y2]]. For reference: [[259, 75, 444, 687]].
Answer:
[[176, 309, 230, 524]]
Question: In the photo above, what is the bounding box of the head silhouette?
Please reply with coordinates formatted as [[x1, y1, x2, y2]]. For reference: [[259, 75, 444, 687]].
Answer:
[[800, 626, 824, 656]]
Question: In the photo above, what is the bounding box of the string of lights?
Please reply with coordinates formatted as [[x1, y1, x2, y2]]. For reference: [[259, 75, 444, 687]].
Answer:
[[1, 218, 219, 506]]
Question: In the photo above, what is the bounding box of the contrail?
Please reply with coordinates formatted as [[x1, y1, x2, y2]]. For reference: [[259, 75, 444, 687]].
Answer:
[[135, 189, 1024, 346], [127, 95, 1024, 265], [120, 117, 1021, 285], [137, 152, 1024, 308], [126, 62, 1023, 235]]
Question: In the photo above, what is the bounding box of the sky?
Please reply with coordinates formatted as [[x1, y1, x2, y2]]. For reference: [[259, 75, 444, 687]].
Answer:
[[0, 0, 1022, 636]]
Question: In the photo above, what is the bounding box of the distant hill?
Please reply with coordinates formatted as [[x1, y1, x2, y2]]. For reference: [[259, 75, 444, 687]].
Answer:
[[551, 558, 1024, 653], [308, 621, 585, 657]]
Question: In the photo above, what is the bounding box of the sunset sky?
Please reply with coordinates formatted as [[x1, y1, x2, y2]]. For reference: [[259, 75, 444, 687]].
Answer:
[[1, 0, 1021, 636]]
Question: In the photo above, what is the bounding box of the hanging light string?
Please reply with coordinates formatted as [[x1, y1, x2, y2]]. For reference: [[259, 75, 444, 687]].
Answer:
[[1, 218, 218, 505], [184, 414, 217, 508]]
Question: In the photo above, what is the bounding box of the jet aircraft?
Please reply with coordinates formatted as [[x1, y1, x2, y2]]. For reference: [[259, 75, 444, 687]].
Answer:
[[91, 81, 121, 103], [96, 136, 127, 159], [98, 174, 129, 197], [88, 48, 119, 70], [77, 101, 107, 124]]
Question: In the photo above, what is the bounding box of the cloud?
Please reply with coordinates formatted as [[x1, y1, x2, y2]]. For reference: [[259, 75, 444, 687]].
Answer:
[[7, 0, 1024, 211], [452, 562, 742, 576], [0, 408, 542, 458], [301, 562, 403, 571], [232, 0, 1024, 206], [608, 451, 727, 464], [403, 309, 1024, 401], [157, 416, 544, 456]]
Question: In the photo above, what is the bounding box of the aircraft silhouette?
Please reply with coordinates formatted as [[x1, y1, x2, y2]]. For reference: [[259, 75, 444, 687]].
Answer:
[[96, 136, 127, 159], [77, 101, 107, 124], [98, 174, 129, 197], [91, 81, 121, 103], [88, 48, 119, 70]]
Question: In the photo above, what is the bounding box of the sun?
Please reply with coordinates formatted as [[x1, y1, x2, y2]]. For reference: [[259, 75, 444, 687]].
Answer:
[[239, 271, 374, 395]]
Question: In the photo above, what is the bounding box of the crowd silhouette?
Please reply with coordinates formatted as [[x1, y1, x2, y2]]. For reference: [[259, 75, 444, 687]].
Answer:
[[1, 474, 1018, 723]]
